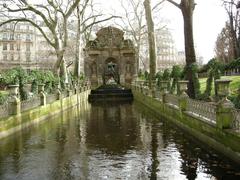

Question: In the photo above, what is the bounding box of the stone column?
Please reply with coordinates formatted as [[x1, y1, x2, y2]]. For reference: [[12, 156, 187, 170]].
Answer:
[[8, 85, 21, 115], [215, 79, 234, 129], [38, 84, 46, 106]]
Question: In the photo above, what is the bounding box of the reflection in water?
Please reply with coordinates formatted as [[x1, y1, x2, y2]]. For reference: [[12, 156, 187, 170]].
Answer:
[[0, 101, 239, 180]]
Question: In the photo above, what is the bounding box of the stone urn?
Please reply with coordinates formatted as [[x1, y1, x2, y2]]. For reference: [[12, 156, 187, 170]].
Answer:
[[8, 85, 19, 97], [38, 84, 45, 94], [215, 79, 232, 99], [178, 80, 189, 96]]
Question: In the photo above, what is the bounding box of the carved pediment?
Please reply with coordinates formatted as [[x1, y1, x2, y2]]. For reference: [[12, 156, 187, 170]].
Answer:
[[95, 26, 124, 48]]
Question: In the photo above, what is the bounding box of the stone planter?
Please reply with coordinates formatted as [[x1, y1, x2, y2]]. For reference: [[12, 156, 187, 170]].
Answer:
[[178, 80, 189, 96], [8, 85, 19, 96], [38, 84, 45, 94], [215, 79, 232, 99]]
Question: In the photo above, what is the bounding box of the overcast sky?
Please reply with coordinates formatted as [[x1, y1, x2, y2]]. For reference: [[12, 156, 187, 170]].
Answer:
[[97, 0, 228, 63]]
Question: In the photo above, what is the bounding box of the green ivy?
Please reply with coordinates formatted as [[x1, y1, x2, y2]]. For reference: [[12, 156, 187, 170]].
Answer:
[[0, 92, 8, 105], [155, 71, 163, 88], [183, 63, 201, 99], [163, 69, 171, 91], [170, 66, 183, 94]]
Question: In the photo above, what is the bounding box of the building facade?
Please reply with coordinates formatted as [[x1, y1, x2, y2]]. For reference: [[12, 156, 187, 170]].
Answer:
[[139, 27, 185, 72], [0, 20, 39, 71], [0, 17, 75, 71]]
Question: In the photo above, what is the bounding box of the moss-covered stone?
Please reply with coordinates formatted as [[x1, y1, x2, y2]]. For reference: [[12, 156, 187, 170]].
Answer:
[[0, 91, 90, 139], [133, 90, 240, 164]]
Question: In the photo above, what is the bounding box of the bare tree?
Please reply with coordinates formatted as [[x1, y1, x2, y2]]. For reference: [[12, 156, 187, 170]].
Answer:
[[223, 0, 240, 59], [116, 0, 147, 73], [0, 0, 80, 80], [116, 0, 165, 74], [166, 0, 199, 98], [73, 0, 120, 78], [144, 0, 157, 89], [215, 22, 235, 63]]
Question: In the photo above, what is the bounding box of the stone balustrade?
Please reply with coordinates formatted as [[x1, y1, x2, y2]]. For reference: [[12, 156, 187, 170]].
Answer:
[[0, 83, 91, 120], [131, 79, 238, 131], [232, 109, 240, 130], [0, 104, 9, 119], [21, 96, 42, 112], [186, 98, 217, 123], [165, 94, 179, 108]]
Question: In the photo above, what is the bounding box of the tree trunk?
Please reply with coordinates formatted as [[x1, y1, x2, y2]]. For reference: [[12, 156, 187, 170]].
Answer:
[[144, 0, 156, 89], [229, 14, 240, 59], [74, 5, 81, 79], [181, 2, 198, 98], [55, 50, 68, 88]]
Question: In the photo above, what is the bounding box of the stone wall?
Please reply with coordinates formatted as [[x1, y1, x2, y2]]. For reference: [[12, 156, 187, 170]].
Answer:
[[132, 89, 240, 164], [0, 90, 90, 139]]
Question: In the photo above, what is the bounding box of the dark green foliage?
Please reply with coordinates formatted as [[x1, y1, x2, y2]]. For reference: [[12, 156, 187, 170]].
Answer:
[[138, 69, 145, 80], [144, 71, 149, 80], [228, 95, 240, 109], [162, 69, 171, 91], [183, 63, 201, 99], [0, 93, 8, 105], [225, 58, 240, 70], [0, 68, 58, 100], [0, 68, 20, 85], [170, 66, 183, 94], [30, 70, 58, 93], [155, 71, 163, 87], [1, 67, 29, 100], [203, 59, 222, 99]]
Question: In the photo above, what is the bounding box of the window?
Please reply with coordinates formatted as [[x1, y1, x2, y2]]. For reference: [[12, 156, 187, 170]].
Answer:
[[11, 54, 14, 61], [17, 43, 20, 51], [10, 44, 14, 50], [26, 54, 31, 62], [16, 25, 20, 30], [10, 23, 14, 30], [16, 34, 21, 40], [26, 43, 30, 51], [3, 33, 7, 40], [26, 34, 31, 41], [3, 43, 7, 50], [3, 54, 7, 61], [2, 24, 7, 30], [10, 34, 14, 40]]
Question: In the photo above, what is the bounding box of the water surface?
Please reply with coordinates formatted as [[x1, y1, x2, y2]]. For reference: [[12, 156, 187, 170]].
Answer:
[[0, 101, 239, 180]]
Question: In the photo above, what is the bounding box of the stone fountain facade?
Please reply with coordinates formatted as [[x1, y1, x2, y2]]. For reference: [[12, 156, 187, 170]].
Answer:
[[84, 26, 136, 87]]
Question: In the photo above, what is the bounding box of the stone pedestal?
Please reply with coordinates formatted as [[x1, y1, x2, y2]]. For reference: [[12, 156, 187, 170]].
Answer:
[[38, 84, 46, 106], [159, 81, 169, 103], [8, 85, 20, 115], [216, 99, 234, 129], [215, 79, 234, 129]]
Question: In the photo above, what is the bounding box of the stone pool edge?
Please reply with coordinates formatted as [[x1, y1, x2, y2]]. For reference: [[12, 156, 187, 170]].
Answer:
[[0, 90, 90, 139], [133, 90, 240, 165]]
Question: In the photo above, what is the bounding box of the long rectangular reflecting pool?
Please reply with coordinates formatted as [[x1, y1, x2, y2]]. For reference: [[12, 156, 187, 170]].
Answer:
[[0, 101, 239, 180]]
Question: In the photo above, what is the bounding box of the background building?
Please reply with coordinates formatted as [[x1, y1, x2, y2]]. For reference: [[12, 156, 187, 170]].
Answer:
[[0, 16, 76, 71], [0, 18, 38, 71], [139, 27, 185, 72]]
